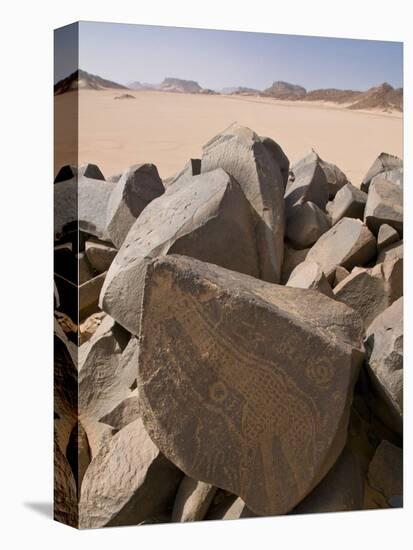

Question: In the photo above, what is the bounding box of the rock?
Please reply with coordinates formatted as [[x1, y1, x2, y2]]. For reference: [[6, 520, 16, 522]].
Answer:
[[205, 492, 256, 520], [292, 447, 364, 514], [287, 260, 334, 297], [380, 242, 403, 304], [367, 440, 403, 507], [334, 266, 350, 287], [107, 173, 122, 183], [371, 168, 403, 188], [54, 163, 105, 183], [281, 245, 310, 284], [79, 271, 107, 319], [327, 183, 367, 225], [286, 201, 330, 249], [137, 255, 365, 516], [172, 477, 217, 522], [79, 316, 133, 424], [285, 151, 329, 213], [365, 298, 403, 435], [106, 164, 164, 248], [201, 123, 286, 282], [167, 158, 202, 188], [99, 391, 141, 432], [377, 224, 399, 253], [100, 168, 260, 335], [334, 266, 387, 329], [79, 311, 107, 345], [79, 418, 183, 528], [364, 178, 403, 235], [54, 176, 115, 240], [360, 153, 402, 193], [85, 241, 117, 273], [319, 157, 350, 199], [306, 218, 376, 282], [54, 435, 78, 527], [78, 252, 95, 284], [260, 136, 290, 188], [377, 240, 403, 264]]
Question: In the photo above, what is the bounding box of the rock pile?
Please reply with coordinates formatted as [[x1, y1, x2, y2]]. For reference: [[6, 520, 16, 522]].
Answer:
[[54, 125, 403, 528]]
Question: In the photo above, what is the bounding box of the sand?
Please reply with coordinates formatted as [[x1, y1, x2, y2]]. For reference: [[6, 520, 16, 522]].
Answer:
[[55, 90, 403, 185]]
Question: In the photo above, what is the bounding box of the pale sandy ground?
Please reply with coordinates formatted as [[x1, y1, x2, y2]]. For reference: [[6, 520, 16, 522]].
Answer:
[[55, 90, 403, 185]]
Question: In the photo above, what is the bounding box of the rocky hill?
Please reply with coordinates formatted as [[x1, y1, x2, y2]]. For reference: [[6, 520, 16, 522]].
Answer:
[[303, 88, 363, 104], [263, 80, 307, 99], [222, 86, 261, 96], [348, 83, 403, 112], [159, 77, 202, 93], [54, 69, 128, 95]]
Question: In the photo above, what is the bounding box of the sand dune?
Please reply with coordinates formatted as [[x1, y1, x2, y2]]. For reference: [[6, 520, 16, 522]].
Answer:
[[54, 90, 402, 184]]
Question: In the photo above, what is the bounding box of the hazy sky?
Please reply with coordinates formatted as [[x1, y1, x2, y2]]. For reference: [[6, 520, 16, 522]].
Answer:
[[55, 21, 403, 91]]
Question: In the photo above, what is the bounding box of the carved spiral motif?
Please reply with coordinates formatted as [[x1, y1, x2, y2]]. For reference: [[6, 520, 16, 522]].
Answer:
[[305, 356, 334, 386]]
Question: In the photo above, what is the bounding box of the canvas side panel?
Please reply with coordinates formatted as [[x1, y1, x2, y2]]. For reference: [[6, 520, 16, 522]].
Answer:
[[54, 21, 79, 528]]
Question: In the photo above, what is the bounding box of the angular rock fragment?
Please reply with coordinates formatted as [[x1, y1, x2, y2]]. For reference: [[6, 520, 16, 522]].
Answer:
[[205, 492, 256, 521], [371, 168, 403, 188], [106, 164, 164, 248], [286, 201, 330, 249], [364, 179, 403, 235], [334, 266, 350, 287], [360, 153, 403, 193], [54, 435, 78, 527], [167, 158, 202, 188], [85, 241, 117, 273], [260, 136, 290, 188], [79, 316, 133, 423], [79, 418, 183, 528], [377, 224, 399, 253], [287, 260, 334, 297], [78, 252, 95, 284], [201, 123, 286, 282], [137, 255, 365, 516], [285, 151, 329, 212], [292, 447, 364, 514], [79, 271, 107, 319], [319, 156, 350, 199], [367, 440, 403, 508], [365, 298, 403, 435], [54, 163, 105, 184], [54, 176, 115, 240], [281, 245, 310, 284], [334, 266, 387, 329], [172, 477, 217, 522], [99, 390, 141, 432], [306, 218, 376, 282], [100, 168, 260, 334], [327, 183, 367, 226]]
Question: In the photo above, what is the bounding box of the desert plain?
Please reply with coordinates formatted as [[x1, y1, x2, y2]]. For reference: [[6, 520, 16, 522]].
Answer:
[[54, 89, 402, 183]]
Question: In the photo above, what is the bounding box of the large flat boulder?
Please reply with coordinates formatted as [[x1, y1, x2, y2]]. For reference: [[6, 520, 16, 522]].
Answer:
[[201, 124, 286, 282], [306, 218, 376, 282], [364, 178, 403, 235], [137, 255, 365, 517], [286, 201, 330, 249], [79, 418, 183, 528], [360, 153, 403, 193], [100, 168, 260, 335], [365, 298, 403, 435], [106, 164, 164, 248]]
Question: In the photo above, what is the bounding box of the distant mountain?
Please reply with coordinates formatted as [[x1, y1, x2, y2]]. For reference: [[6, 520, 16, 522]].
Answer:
[[347, 83, 403, 112], [128, 81, 157, 91], [159, 78, 202, 93], [222, 86, 261, 96], [54, 69, 128, 95], [303, 88, 363, 104], [263, 81, 307, 99]]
